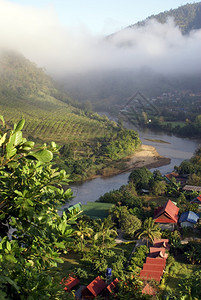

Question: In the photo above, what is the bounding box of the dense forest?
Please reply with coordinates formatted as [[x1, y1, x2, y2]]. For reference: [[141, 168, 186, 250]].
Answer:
[[130, 2, 201, 34]]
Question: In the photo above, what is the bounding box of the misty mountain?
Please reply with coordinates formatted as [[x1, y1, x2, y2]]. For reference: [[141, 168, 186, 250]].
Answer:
[[59, 2, 201, 111], [0, 51, 75, 107], [129, 2, 201, 34]]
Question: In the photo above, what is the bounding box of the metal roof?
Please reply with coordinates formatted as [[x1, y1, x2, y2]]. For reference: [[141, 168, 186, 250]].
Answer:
[[179, 211, 200, 224]]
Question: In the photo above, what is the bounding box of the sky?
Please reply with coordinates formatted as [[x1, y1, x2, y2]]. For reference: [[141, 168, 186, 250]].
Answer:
[[9, 0, 198, 35], [0, 0, 201, 77]]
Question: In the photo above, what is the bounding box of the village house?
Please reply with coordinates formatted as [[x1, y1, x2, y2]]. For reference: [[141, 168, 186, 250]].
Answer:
[[81, 276, 107, 299], [164, 172, 188, 186], [61, 274, 80, 292], [190, 194, 201, 209], [179, 211, 200, 228], [154, 199, 179, 230]]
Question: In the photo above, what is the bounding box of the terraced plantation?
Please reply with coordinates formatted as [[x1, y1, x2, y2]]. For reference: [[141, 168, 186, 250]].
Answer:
[[0, 96, 115, 144], [0, 52, 118, 144], [0, 51, 141, 181]]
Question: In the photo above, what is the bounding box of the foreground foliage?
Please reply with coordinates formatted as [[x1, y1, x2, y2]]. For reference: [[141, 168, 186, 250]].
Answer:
[[0, 117, 76, 299]]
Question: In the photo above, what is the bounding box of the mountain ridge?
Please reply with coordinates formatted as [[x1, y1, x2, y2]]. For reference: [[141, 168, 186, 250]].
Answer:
[[127, 2, 201, 34]]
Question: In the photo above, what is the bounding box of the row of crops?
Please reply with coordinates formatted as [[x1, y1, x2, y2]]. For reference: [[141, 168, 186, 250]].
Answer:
[[0, 95, 115, 144]]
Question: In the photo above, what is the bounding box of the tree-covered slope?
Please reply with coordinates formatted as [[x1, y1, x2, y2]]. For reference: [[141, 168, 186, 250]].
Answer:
[[0, 51, 141, 181], [129, 2, 201, 34], [0, 51, 115, 144]]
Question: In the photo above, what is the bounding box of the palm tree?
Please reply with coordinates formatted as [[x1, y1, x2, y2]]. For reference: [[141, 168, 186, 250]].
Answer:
[[74, 220, 93, 252], [94, 216, 117, 248], [137, 217, 161, 247]]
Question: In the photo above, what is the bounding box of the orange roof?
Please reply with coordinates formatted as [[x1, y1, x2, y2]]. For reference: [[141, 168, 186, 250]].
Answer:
[[143, 263, 164, 273], [86, 276, 107, 297], [154, 200, 179, 224], [191, 195, 201, 203], [148, 247, 168, 259], [165, 172, 179, 181], [61, 275, 80, 291], [146, 257, 166, 267], [197, 195, 201, 202], [107, 278, 119, 293], [140, 270, 161, 282], [142, 283, 157, 296], [153, 239, 170, 250]]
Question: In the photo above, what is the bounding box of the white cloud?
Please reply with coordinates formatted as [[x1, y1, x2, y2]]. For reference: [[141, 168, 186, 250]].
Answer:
[[0, 0, 201, 76]]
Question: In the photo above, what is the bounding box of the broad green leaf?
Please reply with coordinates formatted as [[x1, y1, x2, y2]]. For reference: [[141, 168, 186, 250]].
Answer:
[[14, 131, 23, 146], [27, 149, 53, 163], [14, 119, 25, 132], [23, 141, 35, 148], [6, 241, 11, 252], [0, 133, 7, 147], [14, 190, 23, 197], [6, 147, 17, 159], [6, 132, 23, 158]]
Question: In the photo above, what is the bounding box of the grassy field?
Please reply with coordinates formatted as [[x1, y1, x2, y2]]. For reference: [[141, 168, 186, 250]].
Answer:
[[161, 121, 186, 128], [82, 202, 114, 219]]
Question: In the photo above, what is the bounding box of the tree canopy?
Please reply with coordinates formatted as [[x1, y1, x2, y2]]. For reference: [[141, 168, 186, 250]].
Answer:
[[0, 117, 77, 299]]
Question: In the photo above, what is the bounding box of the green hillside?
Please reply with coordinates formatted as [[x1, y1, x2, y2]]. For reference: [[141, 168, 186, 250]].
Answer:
[[130, 2, 201, 34], [0, 51, 116, 143], [0, 51, 141, 181]]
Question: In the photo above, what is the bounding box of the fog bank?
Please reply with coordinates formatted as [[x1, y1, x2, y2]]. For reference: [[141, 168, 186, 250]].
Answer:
[[0, 0, 201, 77]]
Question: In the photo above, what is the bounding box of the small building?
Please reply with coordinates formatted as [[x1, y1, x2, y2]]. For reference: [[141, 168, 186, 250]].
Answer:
[[142, 283, 157, 296], [154, 199, 179, 230], [190, 195, 201, 209], [61, 274, 80, 291], [146, 257, 166, 267], [65, 202, 82, 216], [153, 239, 170, 251], [142, 263, 164, 273], [183, 185, 201, 192], [179, 211, 200, 228], [82, 276, 107, 299], [140, 269, 162, 282], [102, 278, 119, 298], [164, 172, 187, 186], [148, 247, 168, 259]]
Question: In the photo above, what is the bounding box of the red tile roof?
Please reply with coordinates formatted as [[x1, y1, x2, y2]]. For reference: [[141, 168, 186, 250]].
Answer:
[[107, 278, 119, 294], [142, 283, 157, 296], [146, 257, 166, 267], [191, 195, 201, 203], [197, 195, 201, 202], [140, 270, 161, 282], [153, 239, 170, 250], [86, 276, 107, 297], [154, 200, 179, 224], [148, 247, 168, 259], [165, 172, 179, 181], [61, 275, 80, 291], [142, 263, 164, 273]]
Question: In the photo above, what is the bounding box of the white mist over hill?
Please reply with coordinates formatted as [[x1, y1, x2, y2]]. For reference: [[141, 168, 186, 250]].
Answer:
[[0, 0, 201, 77]]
